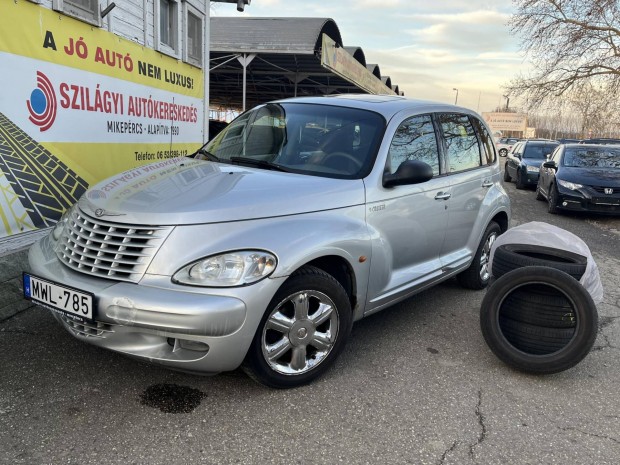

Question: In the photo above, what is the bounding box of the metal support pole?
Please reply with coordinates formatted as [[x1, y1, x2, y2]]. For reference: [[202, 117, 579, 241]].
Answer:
[[237, 53, 256, 111]]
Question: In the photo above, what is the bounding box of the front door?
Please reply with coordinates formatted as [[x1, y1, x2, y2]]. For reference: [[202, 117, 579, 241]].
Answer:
[[365, 113, 450, 312]]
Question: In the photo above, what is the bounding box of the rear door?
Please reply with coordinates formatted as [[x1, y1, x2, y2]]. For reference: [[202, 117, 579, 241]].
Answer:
[[506, 142, 523, 178], [436, 113, 497, 271]]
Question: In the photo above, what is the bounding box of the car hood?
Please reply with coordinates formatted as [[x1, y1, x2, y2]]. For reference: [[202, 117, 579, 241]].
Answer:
[[560, 167, 620, 187], [78, 158, 365, 225]]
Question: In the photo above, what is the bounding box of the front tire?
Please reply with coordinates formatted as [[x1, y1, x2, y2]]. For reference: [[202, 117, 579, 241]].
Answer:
[[457, 221, 501, 290], [548, 184, 560, 214], [503, 168, 511, 182], [243, 266, 352, 388], [535, 182, 545, 201], [515, 171, 526, 189]]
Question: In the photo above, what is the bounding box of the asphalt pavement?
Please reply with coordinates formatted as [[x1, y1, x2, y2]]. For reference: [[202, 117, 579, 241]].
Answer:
[[1, 167, 619, 465]]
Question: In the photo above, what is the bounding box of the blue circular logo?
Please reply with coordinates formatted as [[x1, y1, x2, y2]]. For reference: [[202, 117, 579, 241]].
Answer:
[[30, 88, 47, 115]]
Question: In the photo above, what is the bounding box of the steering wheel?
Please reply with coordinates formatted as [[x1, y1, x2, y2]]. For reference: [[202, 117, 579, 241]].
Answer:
[[323, 151, 362, 171]]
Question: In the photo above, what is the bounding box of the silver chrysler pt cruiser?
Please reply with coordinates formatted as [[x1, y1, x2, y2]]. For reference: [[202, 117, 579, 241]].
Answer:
[[26, 95, 510, 388]]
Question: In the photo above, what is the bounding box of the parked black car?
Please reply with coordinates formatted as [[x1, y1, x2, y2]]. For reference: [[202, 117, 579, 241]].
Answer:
[[536, 143, 620, 215], [504, 140, 560, 189], [579, 138, 620, 145]]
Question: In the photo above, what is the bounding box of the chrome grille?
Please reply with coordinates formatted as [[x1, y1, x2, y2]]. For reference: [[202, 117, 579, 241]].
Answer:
[[56, 208, 172, 282], [60, 316, 115, 338], [591, 185, 619, 195]]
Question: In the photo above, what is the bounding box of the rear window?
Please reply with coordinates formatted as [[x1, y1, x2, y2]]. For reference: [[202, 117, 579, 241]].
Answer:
[[523, 144, 558, 159]]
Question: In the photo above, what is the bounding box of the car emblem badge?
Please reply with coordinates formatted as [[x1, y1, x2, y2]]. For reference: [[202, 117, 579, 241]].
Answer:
[[604, 188, 614, 195], [94, 208, 124, 217]]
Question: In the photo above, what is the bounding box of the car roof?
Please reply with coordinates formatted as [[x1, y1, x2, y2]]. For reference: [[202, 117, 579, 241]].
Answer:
[[522, 139, 559, 146], [269, 94, 482, 120], [563, 143, 620, 149]]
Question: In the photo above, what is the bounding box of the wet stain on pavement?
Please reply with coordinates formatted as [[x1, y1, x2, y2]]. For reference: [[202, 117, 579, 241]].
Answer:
[[139, 384, 206, 414]]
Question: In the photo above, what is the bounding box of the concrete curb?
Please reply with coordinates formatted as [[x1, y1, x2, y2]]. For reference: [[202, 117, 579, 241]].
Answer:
[[0, 248, 32, 322]]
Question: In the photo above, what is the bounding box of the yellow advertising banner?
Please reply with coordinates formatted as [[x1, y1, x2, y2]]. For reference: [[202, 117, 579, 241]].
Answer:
[[0, 1, 205, 238]]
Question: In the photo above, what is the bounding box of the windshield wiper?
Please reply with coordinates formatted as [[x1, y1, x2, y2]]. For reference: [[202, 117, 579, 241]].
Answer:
[[230, 157, 291, 172], [193, 148, 220, 162]]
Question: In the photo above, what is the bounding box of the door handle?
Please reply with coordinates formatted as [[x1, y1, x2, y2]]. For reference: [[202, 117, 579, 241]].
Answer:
[[482, 181, 493, 188], [434, 192, 451, 200]]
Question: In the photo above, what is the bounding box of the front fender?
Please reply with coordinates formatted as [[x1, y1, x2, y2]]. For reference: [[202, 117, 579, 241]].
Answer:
[[147, 206, 372, 317]]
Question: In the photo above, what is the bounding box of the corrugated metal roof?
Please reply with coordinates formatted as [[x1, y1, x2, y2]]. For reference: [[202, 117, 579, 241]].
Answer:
[[209, 17, 404, 110], [210, 17, 343, 54], [344, 46, 366, 67]]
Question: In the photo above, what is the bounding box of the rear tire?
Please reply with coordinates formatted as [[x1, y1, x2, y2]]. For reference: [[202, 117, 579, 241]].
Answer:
[[457, 221, 501, 290]]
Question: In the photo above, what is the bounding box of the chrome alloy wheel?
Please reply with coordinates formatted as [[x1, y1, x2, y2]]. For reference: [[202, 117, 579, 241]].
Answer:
[[479, 231, 498, 282], [261, 290, 339, 375]]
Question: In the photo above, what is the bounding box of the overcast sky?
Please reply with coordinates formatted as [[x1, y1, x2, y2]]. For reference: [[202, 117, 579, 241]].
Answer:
[[212, 0, 528, 114]]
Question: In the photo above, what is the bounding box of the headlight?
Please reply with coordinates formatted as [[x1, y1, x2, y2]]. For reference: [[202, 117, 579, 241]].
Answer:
[[526, 165, 540, 173], [558, 179, 583, 190], [52, 205, 75, 241], [173, 250, 277, 287]]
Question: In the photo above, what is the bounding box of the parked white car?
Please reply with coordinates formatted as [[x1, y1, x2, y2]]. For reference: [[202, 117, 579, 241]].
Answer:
[[496, 137, 522, 157], [25, 95, 511, 387]]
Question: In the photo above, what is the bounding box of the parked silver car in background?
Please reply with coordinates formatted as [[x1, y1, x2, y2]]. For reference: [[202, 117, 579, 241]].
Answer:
[[25, 95, 511, 388]]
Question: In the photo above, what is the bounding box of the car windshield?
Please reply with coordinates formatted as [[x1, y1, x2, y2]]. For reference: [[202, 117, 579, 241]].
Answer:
[[563, 147, 620, 169], [198, 103, 386, 179], [523, 144, 558, 159]]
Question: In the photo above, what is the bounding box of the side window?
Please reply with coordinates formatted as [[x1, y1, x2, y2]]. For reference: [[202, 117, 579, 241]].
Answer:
[[186, 6, 204, 67], [438, 113, 482, 172], [471, 117, 496, 165], [511, 142, 523, 157], [387, 115, 440, 176], [158, 0, 179, 55], [53, 0, 99, 25]]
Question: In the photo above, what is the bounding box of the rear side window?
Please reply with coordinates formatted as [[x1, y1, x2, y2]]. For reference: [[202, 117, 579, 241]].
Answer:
[[471, 117, 496, 165], [438, 114, 481, 172], [387, 114, 441, 176]]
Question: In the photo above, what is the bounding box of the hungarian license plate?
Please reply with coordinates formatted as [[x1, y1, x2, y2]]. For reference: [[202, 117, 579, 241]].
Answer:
[[23, 273, 94, 322]]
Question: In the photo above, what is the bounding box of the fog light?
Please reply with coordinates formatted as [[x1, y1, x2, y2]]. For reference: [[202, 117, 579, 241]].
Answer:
[[179, 339, 210, 352], [168, 337, 210, 352], [562, 201, 568, 206]]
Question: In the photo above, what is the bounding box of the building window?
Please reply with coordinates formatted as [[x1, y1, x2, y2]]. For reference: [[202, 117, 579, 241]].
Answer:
[[159, 0, 178, 52], [186, 10, 202, 67], [53, 0, 99, 25]]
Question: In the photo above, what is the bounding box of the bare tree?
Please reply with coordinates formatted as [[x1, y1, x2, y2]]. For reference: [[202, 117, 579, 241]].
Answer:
[[507, 0, 620, 105]]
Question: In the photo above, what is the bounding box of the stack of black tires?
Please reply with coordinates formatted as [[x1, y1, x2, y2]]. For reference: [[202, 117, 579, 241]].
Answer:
[[480, 244, 598, 374]]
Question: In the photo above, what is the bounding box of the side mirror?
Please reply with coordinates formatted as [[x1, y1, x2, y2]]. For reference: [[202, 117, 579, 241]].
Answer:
[[383, 160, 434, 187], [542, 161, 557, 169]]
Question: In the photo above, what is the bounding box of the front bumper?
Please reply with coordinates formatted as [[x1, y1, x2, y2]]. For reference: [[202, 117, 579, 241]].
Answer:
[[556, 188, 620, 215], [28, 235, 286, 374], [522, 169, 540, 185]]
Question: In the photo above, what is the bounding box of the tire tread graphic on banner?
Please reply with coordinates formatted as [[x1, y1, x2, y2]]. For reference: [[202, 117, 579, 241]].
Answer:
[[0, 112, 88, 230]]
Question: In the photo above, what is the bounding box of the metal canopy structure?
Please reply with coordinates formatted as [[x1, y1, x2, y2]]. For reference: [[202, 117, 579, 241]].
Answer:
[[209, 17, 404, 111]]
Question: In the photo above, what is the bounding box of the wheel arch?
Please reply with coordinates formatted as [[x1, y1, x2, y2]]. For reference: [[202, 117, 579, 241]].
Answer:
[[297, 255, 358, 316], [491, 211, 509, 234]]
